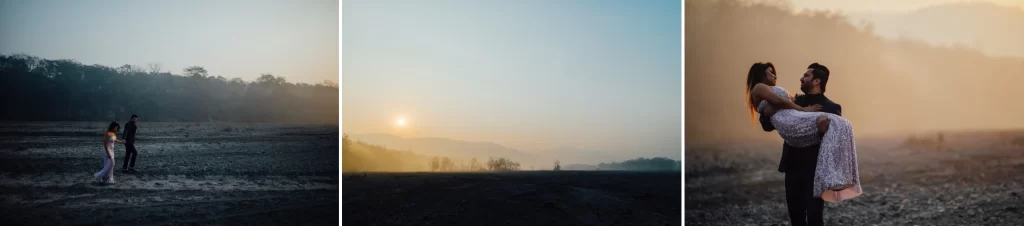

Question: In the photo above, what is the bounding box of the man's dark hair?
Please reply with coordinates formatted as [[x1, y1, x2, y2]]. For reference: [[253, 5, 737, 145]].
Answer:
[[131, 114, 138, 119], [807, 62, 830, 93]]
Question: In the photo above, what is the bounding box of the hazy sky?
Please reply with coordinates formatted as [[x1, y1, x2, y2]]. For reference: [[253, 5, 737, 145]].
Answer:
[[342, 0, 681, 155], [789, 0, 1024, 12], [0, 0, 338, 85]]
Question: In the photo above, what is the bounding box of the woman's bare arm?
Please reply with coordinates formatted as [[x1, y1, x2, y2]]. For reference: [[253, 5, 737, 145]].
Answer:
[[752, 84, 819, 112], [751, 84, 803, 110]]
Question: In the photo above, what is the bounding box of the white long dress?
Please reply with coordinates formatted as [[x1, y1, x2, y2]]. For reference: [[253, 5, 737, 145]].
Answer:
[[94, 134, 116, 183], [758, 86, 862, 202]]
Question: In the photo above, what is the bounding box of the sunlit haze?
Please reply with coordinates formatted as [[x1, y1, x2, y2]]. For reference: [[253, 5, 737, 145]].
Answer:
[[686, 0, 1024, 146], [343, 0, 682, 163], [789, 0, 1024, 12]]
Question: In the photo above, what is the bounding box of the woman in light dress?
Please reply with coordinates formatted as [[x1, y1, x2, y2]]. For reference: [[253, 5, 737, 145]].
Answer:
[[746, 62, 861, 202], [95, 122, 125, 184]]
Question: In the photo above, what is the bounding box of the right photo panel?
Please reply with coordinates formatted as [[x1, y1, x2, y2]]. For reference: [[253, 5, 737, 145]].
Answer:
[[684, 0, 1024, 225]]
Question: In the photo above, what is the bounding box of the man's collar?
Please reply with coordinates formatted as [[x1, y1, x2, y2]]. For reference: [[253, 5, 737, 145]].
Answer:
[[801, 93, 827, 101]]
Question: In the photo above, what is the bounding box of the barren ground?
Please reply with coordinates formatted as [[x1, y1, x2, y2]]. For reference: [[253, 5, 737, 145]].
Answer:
[[0, 122, 339, 226], [685, 131, 1024, 225], [343, 171, 681, 226]]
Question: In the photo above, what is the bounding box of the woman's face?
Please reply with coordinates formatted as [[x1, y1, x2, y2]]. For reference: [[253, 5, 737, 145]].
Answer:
[[764, 67, 777, 86]]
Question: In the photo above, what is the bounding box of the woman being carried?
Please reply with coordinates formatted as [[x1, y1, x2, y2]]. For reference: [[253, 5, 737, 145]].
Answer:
[[745, 62, 861, 202]]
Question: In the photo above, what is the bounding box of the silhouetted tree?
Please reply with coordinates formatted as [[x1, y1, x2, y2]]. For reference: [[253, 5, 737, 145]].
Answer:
[[429, 156, 440, 172], [485, 157, 520, 172], [469, 157, 482, 171], [440, 157, 454, 171], [146, 62, 162, 74], [183, 66, 208, 79]]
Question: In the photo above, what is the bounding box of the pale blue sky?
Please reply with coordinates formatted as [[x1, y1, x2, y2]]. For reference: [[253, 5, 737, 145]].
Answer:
[[0, 0, 338, 84], [342, 0, 681, 157]]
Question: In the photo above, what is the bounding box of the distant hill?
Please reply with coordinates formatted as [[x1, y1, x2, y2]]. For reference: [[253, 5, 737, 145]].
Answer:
[[346, 133, 539, 167], [346, 133, 680, 169], [342, 135, 431, 172], [846, 2, 1024, 58]]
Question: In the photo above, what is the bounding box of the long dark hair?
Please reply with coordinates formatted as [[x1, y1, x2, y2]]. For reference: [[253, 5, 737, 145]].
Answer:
[[106, 121, 120, 134], [745, 62, 776, 98], [745, 62, 776, 127]]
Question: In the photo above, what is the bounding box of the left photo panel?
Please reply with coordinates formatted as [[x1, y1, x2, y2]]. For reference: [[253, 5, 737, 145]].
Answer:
[[0, 1, 340, 225]]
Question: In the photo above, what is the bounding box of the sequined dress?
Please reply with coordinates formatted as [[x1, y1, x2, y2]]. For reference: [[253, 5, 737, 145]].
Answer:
[[758, 86, 862, 202]]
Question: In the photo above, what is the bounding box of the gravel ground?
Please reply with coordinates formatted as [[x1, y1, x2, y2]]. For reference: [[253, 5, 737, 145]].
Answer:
[[685, 132, 1024, 225], [0, 122, 339, 226]]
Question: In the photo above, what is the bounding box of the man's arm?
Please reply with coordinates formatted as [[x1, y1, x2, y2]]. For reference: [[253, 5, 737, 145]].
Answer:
[[760, 95, 808, 132], [759, 111, 775, 132], [823, 102, 842, 116]]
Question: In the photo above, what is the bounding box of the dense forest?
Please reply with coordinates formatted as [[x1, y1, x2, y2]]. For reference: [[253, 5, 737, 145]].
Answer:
[[0, 54, 338, 124], [686, 0, 1024, 146]]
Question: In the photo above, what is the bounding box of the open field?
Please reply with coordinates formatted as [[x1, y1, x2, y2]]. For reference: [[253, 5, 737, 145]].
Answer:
[[686, 131, 1024, 225], [343, 171, 681, 226], [0, 122, 339, 226]]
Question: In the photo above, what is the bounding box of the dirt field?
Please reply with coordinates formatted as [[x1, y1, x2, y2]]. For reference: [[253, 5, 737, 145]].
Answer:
[[685, 132, 1024, 225], [0, 122, 339, 226], [343, 171, 681, 226]]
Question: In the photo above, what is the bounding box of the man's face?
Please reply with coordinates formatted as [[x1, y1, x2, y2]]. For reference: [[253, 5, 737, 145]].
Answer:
[[133, 117, 138, 123], [799, 69, 818, 93]]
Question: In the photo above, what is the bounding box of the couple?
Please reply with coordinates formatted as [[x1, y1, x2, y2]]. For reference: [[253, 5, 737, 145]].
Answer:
[[747, 62, 861, 226], [93, 114, 141, 184]]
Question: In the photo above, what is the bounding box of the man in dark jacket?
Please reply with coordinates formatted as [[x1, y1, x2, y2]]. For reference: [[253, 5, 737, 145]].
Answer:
[[122, 114, 139, 172], [760, 63, 840, 226]]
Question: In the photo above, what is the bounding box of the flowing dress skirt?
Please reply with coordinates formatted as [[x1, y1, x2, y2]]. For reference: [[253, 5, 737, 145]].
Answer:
[[94, 156, 115, 183], [771, 109, 861, 202]]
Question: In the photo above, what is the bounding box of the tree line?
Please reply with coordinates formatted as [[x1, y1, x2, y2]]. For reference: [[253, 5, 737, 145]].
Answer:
[[427, 156, 521, 172], [0, 54, 338, 124], [562, 157, 681, 171], [596, 157, 681, 171]]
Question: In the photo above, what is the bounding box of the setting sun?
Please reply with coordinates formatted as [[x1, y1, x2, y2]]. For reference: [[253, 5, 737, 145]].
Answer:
[[396, 118, 406, 127]]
